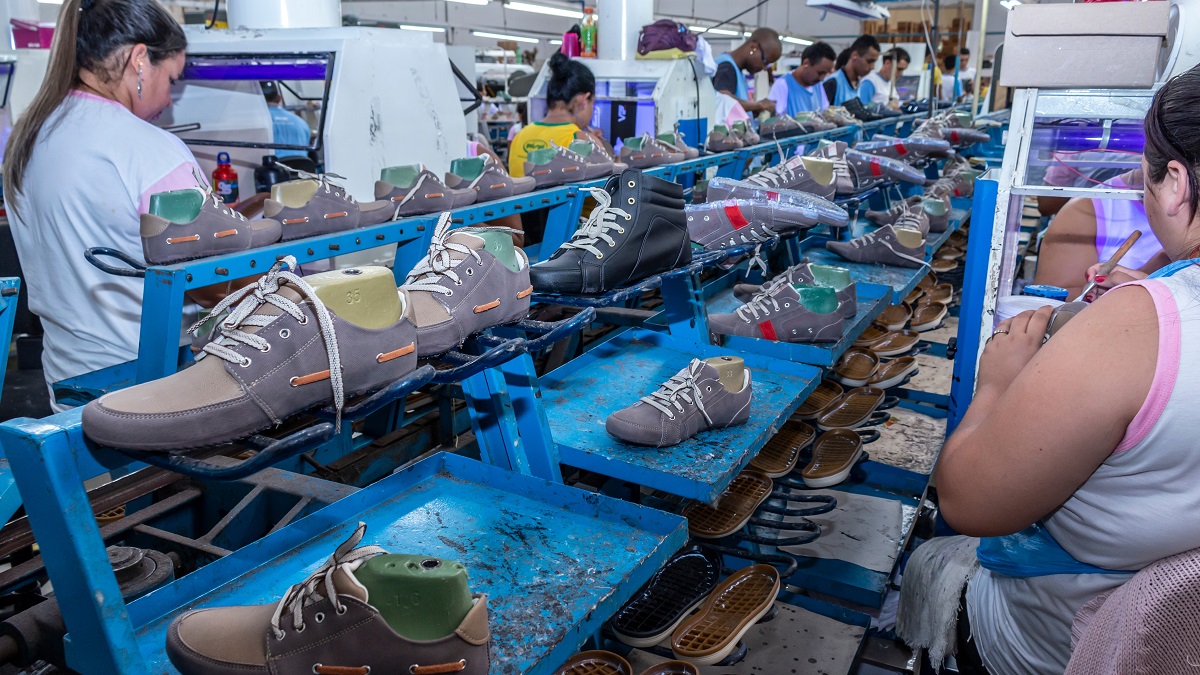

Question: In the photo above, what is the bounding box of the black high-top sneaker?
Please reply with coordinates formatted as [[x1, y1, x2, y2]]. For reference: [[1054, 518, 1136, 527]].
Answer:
[[531, 168, 689, 295]]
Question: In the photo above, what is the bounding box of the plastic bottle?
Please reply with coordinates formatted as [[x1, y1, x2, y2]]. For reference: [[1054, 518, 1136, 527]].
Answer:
[[580, 8, 597, 58], [212, 151, 239, 205]]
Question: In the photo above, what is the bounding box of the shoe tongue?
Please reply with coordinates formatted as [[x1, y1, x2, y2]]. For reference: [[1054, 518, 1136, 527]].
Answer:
[[445, 230, 486, 256], [331, 561, 372, 603]]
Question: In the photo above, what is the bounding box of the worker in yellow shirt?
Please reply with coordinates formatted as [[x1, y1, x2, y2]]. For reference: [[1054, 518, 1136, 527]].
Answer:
[[510, 52, 607, 177]]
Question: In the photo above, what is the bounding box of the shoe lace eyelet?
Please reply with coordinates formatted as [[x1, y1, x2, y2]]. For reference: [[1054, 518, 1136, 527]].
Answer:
[[260, 343, 271, 353], [466, 268, 474, 276], [336, 605, 348, 615], [595, 253, 604, 259], [295, 623, 306, 633], [279, 328, 291, 339], [298, 316, 309, 325], [240, 358, 252, 368], [627, 181, 636, 188], [627, 198, 635, 205], [315, 612, 325, 623]]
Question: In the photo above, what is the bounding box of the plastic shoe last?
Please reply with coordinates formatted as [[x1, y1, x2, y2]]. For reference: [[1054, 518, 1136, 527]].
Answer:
[[83, 260, 417, 452], [733, 262, 857, 319], [531, 169, 690, 295], [444, 154, 535, 202], [141, 186, 281, 265], [671, 564, 780, 666], [375, 164, 478, 217], [611, 547, 721, 648], [710, 283, 844, 343], [826, 224, 928, 269], [399, 214, 532, 358], [265, 176, 396, 241], [166, 524, 490, 675], [606, 356, 752, 447]]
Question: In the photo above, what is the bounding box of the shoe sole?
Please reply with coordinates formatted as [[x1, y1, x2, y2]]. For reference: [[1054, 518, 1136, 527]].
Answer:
[[836, 375, 870, 387], [869, 366, 918, 390], [613, 596, 706, 648], [671, 565, 780, 666], [912, 317, 946, 333], [682, 471, 773, 539], [802, 446, 864, 488]]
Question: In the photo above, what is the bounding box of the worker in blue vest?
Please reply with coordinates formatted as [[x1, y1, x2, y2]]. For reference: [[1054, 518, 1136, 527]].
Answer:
[[712, 28, 781, 116], [822, 35, 881, 106]]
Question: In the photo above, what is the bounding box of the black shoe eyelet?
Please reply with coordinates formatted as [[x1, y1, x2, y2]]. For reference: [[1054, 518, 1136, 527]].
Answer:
[[314, 612, 325, 623]]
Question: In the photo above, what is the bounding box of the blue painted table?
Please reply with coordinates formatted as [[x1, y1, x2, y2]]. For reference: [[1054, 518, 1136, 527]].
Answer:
[[540, 329, 821, 504]]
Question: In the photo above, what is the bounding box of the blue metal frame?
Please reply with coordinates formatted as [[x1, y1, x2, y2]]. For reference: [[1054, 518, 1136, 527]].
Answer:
[[948, 175, 998, 434], [0, 277, 20, 406]]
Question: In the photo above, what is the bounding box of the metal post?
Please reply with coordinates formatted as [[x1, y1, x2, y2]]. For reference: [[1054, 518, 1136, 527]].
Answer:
[[930, 0, 941, 119], [970, 0, 991, 119]]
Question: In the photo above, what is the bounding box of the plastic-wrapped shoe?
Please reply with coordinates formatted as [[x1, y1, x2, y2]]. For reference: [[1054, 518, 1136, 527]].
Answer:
[[524, 143, 613, 188], [83, 260, 418, 451], [731, 120, 761, 146], [733, 262, 857, 319], [760, 115, 805, 139], [707, 125, 744, 152], [826, 224, 928, 269], [704, 178, 849, 228], [374, 165, 477, 218], [686, 199, 818, 250], [854, 135, 951, 162], [938, 111, 991, 145], [810, 141, 925, 194], [570, 138, 628, 173], [709, 283, 844, 343], [744, 155, 837, 201], [399, 214, 531, 357], [621, 133, 685, 168], [531, 169, 690, 295], [141, 185, 281, 264], [445, 154, 536, 203], [606, 356, 752, 447], [265, 176, 395, 241], [166, 523, 491, 675]]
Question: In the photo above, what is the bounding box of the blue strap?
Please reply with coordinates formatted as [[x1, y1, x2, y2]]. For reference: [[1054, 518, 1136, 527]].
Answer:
[[828, 71, 858, 106], [978, 523, 1135, 578], [1147, 257, 1200, 279], [714, 53, 748, 101]]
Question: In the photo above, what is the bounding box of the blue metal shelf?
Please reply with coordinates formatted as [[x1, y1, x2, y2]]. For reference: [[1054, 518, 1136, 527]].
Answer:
[[540, 328, 821, 504], [705, 286, 891, 368]]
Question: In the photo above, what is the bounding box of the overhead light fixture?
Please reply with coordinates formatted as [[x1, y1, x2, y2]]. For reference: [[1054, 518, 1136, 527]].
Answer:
[[504, 1, 584, 19], [401, 24, 447, 32], [688, 26, 740, 37], [999, 0, 1021, 8], [782, 36, 814, 46], [549, 39, 563, 45], [472, 30, 540, 43], [36, 0, 64, 4], [447, 0, 490, 5], [806, 0, 889, 21], [743, 31, 753, 37]]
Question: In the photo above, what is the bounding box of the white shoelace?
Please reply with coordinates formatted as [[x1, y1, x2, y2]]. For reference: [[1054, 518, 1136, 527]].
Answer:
[[289, 169, 356, 205], [896, 210, 927, 232], [640, 359, 713, 425], [390, 170, 430, 219], [849, 230, 930, 269], [191, 168, 246, 221], [560, 187, 632, 259], [401, 213, 519, 296], [735, 285, 785, 323], [188, 255, 347, 429], [269, 522, 385, 639]]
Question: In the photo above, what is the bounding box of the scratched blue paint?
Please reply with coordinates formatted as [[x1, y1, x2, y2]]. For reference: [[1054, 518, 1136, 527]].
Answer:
[[540, 329, 819, 504]]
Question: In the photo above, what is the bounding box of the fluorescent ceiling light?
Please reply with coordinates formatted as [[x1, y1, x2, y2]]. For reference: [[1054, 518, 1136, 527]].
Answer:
[[782, 36, 814, 46], [806, 0, 889, 21], [743, 31, 753, 37], [472, 30, 540, 43], [549, 39, 563, 45], [688, 26, 740, 37], [401, 24, 447, 32], [505, 1, 584, 19], [999, 0, 1021, 8], [37, 0, 64, 4], [447, 0, 490, 5]]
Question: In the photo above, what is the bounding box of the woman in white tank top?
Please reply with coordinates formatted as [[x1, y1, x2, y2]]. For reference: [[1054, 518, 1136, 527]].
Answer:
[[937, 65, 1200, 674]]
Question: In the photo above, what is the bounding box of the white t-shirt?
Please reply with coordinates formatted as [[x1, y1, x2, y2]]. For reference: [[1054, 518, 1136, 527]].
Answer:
[[862, 71, 891, 105], [8, 91, 200, 406]]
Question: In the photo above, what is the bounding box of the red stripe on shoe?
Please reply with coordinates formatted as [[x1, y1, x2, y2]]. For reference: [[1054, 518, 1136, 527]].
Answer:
[[758, 320, 779, 341], [951, 131, 961, 144], [869, 158, 883, 177], [766, 191, 780, 200], [893, 141, 908, 156], [724, 204, 751, 230]]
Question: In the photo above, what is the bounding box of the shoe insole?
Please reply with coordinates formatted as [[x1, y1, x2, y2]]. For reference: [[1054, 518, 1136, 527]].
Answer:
[[893, 227, 926, 249], [795, 379, 843, 419], [836, 348, 880, 382], [703, 355, 746, 393], [354, 554, 472, 640], [640, 661, 700, 675], [870, 356, 917, 386], [809, 263, 853, 291], [879, 304, 912, 328], [794, 285, 839, 315], [474, 230, 524, 274], [148, 188, 204, 223], [270, 179, 320, 208], [817, 387, 885, 429], [749, 421, 814, 477], [799, 157, 836, 187], [854, 324, 888, 348], [449, 156, 486, 182], [930, 259, 958, 273], [379, 164, 422, 189], [306, 266, 402, 329], [805, 429, 863, 475]]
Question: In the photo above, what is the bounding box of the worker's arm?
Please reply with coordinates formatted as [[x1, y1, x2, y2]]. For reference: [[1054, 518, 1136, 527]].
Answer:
[[936, 288, 1156, 536], [1032, 197, 1098, 299]]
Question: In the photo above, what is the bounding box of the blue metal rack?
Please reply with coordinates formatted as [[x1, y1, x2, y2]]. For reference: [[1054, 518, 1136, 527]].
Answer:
[[0, 278, 19, 406]]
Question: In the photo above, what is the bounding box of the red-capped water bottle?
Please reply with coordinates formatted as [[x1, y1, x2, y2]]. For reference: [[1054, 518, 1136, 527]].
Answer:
[[212, 151, 239, 204]]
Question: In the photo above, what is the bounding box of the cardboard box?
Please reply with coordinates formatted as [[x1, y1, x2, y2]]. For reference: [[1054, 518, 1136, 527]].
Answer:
[[1000, 2, 1170, 89]]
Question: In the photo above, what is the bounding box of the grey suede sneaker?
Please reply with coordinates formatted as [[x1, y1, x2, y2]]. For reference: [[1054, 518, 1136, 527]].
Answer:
[[822, 106, 861, 127], [744, 155, 838, 201], [525, 144, 613, 188], [709, 284, 845, 343], [620, 134, 685, 168], [706, 125, 744, 152], [399, 214, 531, 357], [444, 154, 535, 203], [658, 128, 701, 159], [82, 260, 418, 451], [794, 112, 837, 133], [731, 120, 761, 146], [570, 139, 628, 173], [166, 523, 490, 675], [264, 176, 396, 241], [686, 199, 816, 250], [865, 196, 923, 227], [826, 224, 928, 269], [760, 116, 805, 139], [606, 357, 752, 447], [141, 186, 282, 265], [894, 203, 931, 237], [733, 263, 857, 319], [854, 135, 951, 162], [374, 164, 478, 217]]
